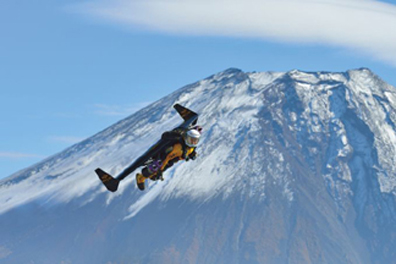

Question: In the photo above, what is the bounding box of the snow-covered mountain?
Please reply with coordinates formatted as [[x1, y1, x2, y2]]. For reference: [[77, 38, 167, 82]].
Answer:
[[1, 68, 396, 264]]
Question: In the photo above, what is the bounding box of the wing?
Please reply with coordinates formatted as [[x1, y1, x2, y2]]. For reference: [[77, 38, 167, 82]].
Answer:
[[115, 139, 167, 181], [95, 140, 166, 192], [117, 104, 198, 181], [96, 104, 199, 192], [121, 104, 199, 174], [173, 104, 198, 129]]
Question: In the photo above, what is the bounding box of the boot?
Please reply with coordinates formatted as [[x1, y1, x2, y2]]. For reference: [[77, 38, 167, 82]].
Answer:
[[136, 173, 146, 191]]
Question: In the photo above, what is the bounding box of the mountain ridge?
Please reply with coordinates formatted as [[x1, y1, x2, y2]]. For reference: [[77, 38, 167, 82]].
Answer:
[[1, 67, 396, 263]]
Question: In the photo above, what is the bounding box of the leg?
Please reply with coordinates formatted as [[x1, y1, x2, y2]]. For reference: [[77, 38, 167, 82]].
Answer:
[[135, 166, 159, 191], [136, 170, 147, 191]]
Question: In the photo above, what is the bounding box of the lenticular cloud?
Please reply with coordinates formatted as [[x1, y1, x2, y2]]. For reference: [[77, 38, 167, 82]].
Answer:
[[77, 0, 396, 66]]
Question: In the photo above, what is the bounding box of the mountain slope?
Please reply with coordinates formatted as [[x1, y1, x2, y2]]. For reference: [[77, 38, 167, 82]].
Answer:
[[1, 68, 396, 264]]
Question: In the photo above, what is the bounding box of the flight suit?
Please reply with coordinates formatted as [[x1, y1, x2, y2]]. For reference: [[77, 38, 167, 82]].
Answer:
[[136, 130, 197, 190]]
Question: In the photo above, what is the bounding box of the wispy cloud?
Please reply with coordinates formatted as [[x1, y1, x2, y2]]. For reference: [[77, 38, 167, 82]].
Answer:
[[75, 0, 396, 66], [93, 102, 151, 117], [0, 152, 46, 159], [52, 112, 84, 119], [48, 136, 86, 144]]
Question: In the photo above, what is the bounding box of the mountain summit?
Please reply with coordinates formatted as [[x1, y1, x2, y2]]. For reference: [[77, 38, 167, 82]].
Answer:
[[1, 68, 396, 263]]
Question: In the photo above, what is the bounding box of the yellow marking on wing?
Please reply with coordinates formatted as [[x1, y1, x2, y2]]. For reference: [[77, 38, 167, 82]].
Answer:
[[101, 174, 112, 183]]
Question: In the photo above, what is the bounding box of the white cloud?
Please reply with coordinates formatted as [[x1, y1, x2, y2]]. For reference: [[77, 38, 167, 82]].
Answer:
[[48, 136, 86, 144], [0, 152, 45, 159], [93, 102, 151, 117], [75, 0, 396, 66]]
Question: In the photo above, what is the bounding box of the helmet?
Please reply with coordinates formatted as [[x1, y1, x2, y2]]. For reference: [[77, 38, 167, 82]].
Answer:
[[193, 125, 203, 134], [184, 129, 201, 147]]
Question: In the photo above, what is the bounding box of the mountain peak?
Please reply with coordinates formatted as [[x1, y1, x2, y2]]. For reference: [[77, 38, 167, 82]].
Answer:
[[222, 67, 243, 74], [209, 67, 246, 80], [1, 68, 396, 264]]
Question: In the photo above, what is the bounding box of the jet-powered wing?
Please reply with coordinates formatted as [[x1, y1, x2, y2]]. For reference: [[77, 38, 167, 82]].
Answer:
[[95, 104, 198, 192], [174, 103, 198, 128]]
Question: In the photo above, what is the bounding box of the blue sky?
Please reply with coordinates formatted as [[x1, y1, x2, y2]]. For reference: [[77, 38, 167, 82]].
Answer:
[[1, 0, 396, 179]]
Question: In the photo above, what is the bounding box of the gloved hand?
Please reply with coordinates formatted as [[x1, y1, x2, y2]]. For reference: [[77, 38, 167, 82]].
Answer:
[[188, 151, 198, 161], [152, 170, 164, 181]]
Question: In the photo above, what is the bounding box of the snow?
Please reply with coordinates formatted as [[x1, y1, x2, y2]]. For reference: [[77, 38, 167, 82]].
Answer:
[[2, 67, 396, 264], [124, 180, 165, 220], [1, 67, 396, 218]]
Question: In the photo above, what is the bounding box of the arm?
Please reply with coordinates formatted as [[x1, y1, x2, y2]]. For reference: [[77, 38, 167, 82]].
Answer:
[[186, 149, 198, 161], [161, 129, 185, 142]]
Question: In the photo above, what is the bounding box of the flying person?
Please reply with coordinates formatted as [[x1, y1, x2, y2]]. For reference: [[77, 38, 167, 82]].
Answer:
[[95, 104, 201, 193], [136, 126, 202, 190]]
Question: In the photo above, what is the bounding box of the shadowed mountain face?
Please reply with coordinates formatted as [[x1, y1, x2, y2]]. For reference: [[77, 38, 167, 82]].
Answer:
[[1, 68, 396, 264]]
